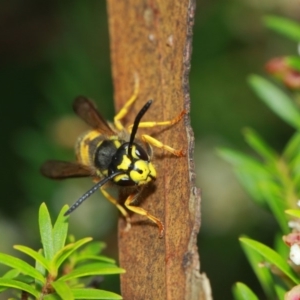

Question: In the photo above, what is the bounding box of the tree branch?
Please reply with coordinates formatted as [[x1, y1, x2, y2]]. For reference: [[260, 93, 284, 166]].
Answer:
[[107, 1, 212, 299]]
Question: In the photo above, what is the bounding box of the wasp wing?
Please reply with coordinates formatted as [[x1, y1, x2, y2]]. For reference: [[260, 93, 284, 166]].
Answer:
[[73, 96, 115, 135], [41, 160, 93, 179]]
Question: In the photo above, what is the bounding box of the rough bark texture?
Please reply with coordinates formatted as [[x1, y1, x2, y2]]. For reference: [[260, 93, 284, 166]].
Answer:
[[107, 1, 212, 299]]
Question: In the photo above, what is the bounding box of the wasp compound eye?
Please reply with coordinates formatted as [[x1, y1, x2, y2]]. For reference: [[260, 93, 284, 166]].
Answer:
[[132, 144, 149, 161]]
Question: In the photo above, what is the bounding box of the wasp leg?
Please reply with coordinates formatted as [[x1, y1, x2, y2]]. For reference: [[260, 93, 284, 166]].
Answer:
[[127, 109, 186, 131], [141, 134, 185, 157], [100, 187, 131, 232], [124, 194, 164, 238], [114, 73, 139, 131]]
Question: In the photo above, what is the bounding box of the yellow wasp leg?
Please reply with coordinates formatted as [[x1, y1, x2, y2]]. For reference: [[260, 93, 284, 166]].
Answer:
[[100, 187, 131, 231], [124, 194, 164, 238], [142, 134, 185, 157], [114, 73, 139, 131], [127, 109, 186, 131]]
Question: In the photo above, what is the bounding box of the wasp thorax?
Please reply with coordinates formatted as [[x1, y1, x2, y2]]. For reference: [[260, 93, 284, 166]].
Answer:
[[94, 139, 122, 173], [108, 142, 156, 186]]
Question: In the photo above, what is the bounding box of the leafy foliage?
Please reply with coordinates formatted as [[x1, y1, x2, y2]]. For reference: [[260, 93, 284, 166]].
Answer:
[[0, 203, 124, 299], [219, 15, 300, 300]]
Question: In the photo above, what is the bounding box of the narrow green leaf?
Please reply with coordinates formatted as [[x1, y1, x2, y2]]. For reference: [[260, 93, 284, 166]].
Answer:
[[264, 15, 300, 41], [283, 132, 300, 161], [248, 75, 300, 129], [241, 238, 276, 298], [290, 155, 300, 187], [52, 280, 74, 300], [2, 269, 19, 279], [285, 209, 300, 218], [233, 282, 259, 300], [0, 253, 45, 283], [0, 278, 40, 298], [59, 263, 125, 281], [285, 56, 300, 72], [274, 283, 287, 299], [274, 233, 289, 259], [76, 254, 115, 264], [53, 237, 92, 270], [258, 186, 289, 234], [35, 249, 46, 291], [52, 205, 69, 254], [218, 148, 258, 167], [0, 269, 20, 292], [43, 294, 61, 300], [218, 148, 273, 206], [219, 148, 289, 232], [234, 170, 266, 207], [35, 249, 46, 276], [39, 203, 54, 260], [243, 128, 278, 163], [51, 243, 74, 271], [13, 245, 51, 272], [72, 288, 122, 299], [218, 148, 272, 179], [240, 237, 299, 284], [79, 241, 106, 255]]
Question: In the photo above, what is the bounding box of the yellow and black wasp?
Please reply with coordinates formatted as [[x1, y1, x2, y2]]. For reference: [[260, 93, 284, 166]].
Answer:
[[41, 77, 185, 237]]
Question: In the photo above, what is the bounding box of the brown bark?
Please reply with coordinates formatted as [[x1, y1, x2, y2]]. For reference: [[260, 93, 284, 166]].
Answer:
[[107, 1, 212, 299]]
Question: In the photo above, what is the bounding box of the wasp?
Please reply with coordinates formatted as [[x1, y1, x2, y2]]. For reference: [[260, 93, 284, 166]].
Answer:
[[41, 77, 186, 237]]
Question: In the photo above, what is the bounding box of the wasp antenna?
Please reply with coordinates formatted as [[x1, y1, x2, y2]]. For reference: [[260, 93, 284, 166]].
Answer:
[[64, 171, 123, 216], [128, 100, 153, 158]]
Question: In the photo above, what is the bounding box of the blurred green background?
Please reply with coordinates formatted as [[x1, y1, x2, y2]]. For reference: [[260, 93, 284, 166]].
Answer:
[[0, 1, 299, 299]]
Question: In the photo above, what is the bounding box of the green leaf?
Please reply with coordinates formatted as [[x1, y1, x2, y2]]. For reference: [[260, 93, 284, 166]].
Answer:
[[283, 132, 300, 161], [285, 56, 300, 72], [274, 232, 289, 259], [274, 283, 287, 299], [218, 148, 258, 167], [258, 186, 289, 234], [240, 237, 299, 284], [0, 269, 20, 292], [39, 203, 54, 260], [53, 237, 93, 270], [79, 241, 106, 256], [59, 263, 125, 281], [218, 148, 272, 206], [0, 253, 45, 283], [52, 280, 74, 300], [243, 128, 278, 163], [290, 156, 300, 187], [241, 238, 276, 298], [35, 249, 46, 291], [219, 148, 289, 232], [0, 278, 40, 298], [52, 205, 69, 254], [76, 255, 115, 264], [264, 15, 300, 41], [248, 75, 300, 129], [2, 269, 20, 279], [285, 208, 300, 218], [13, 245, 51, 272], [72, 288, 122, 299], [232, 282, 259, 300], [43, 294, 61, 300]]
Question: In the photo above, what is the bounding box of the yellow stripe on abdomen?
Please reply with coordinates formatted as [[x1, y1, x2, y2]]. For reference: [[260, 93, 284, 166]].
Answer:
[[76, 130, 104, 167]]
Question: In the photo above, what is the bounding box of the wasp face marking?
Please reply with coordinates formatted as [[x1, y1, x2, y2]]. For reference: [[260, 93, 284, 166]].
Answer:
[[108, 142, 156, 186], [130, 160, 156, 184]]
